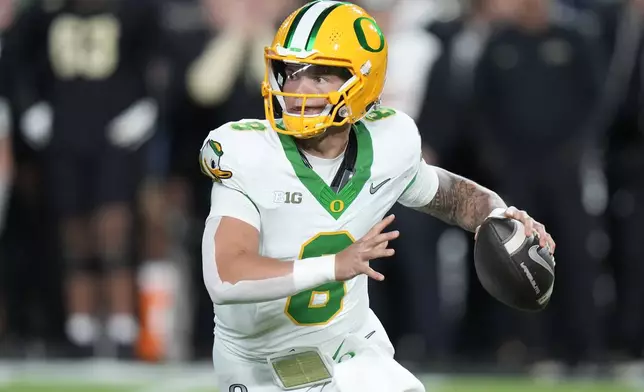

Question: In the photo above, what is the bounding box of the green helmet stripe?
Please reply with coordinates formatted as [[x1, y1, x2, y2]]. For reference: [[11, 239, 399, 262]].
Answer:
[[305, 3, 344, 51], [287, 1, 346, 50], [284, 1, 319, 48]]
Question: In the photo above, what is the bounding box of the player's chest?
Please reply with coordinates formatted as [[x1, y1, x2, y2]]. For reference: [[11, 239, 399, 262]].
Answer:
[[250, 161, 404, 259]]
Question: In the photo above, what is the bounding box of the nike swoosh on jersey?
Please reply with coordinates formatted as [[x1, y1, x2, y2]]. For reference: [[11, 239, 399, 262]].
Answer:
[[528, 245, 554, 276], [369, 178, 391, 194]]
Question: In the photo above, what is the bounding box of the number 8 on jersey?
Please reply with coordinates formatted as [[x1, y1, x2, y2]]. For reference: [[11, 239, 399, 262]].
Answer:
[[284, 232, 354, 326]]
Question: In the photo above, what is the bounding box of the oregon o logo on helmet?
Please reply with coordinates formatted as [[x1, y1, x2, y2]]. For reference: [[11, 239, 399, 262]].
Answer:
[[330, 199, 345, 213], [353, 17, 385, 53]]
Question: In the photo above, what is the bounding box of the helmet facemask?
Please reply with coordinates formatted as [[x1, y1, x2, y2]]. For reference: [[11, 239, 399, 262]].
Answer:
[[263, 50, 368, 138]]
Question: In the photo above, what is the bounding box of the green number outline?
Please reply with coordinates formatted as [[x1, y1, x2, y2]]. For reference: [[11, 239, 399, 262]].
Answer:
[[284, 231, 355, 326]]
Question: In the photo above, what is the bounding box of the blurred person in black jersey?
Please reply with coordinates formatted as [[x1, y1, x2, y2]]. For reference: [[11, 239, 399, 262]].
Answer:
[[474, 0, 603, 371], [14, 0, 161, 357], [160, 0, 296, 358], [593, 0, 644, 376], [416, 0, 518, 361], [0, 0, 68, 354]]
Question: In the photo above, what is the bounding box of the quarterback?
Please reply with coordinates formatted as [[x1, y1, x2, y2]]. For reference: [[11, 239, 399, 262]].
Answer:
[[199, 1, 555, 391]]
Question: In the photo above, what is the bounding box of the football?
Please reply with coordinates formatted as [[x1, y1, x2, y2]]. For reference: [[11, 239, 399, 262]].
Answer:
[[474, 217, 556, 312]]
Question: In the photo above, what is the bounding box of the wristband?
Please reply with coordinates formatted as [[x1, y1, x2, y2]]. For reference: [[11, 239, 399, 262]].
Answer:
[[293, 255, 336, 292]]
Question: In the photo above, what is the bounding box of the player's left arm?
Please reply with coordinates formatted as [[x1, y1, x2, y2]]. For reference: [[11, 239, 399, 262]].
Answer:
[[392, 110, 555, 251], [399, 163, 556, 252], [413, 167, 505, 232]]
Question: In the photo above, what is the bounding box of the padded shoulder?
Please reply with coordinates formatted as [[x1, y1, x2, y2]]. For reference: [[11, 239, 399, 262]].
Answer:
[[199, 119, 275, 193]]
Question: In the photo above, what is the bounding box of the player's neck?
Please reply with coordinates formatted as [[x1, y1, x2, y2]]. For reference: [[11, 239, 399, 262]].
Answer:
[[296, 125, 351, 159]]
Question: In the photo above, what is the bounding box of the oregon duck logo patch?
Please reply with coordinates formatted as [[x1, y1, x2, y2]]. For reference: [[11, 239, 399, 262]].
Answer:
[[200, 140, 233, 182]]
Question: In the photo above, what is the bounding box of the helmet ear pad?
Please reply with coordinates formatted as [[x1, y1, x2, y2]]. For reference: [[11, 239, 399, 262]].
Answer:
[[347, 58, 388, 120]]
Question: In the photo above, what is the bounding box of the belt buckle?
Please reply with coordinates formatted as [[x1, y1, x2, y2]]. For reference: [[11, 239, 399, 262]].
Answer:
[[267, 347, 333, 390]]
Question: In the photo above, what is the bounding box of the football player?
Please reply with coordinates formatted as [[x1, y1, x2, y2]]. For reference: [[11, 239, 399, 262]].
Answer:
[[15, 0, 160, 356], [199, 1, 556, 391]]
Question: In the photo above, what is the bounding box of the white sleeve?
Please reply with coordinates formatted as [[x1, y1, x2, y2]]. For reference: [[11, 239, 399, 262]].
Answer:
[[208, 182, 261, 231], [203, 183, 336, 305], [397, 160, 440, 208]]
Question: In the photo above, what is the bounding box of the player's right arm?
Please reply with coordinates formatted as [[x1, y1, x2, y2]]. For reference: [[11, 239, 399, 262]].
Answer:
[[202, 187, 398, 305], [199, 130, 397, 305]]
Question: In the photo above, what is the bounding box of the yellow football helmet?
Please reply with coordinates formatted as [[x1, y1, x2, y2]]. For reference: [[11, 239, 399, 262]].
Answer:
[[262, 1, 388, 138]]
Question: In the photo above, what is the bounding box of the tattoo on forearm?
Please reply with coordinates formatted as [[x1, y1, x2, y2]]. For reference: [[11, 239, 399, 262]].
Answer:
[[415, 169, 506, 232]]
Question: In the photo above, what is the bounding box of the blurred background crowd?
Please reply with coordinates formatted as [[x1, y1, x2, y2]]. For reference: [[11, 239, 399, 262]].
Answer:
[[0, 0, 643, 382]]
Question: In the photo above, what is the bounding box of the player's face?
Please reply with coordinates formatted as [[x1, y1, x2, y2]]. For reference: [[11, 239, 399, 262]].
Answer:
[[281, 64, 350, 115]]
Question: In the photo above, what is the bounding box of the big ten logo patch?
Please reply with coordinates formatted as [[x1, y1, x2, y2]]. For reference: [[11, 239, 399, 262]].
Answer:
[[274, 191, 303, 204]]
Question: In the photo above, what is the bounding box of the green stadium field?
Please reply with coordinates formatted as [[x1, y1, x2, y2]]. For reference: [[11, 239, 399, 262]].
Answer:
[[0, 361, 639, 392], [0, 378, 637, 392]]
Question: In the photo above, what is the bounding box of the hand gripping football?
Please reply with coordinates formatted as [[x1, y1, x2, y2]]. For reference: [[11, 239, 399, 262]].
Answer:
[[474, 217, 555, 312]]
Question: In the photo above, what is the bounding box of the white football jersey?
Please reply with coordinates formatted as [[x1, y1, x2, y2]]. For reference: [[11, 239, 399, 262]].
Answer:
[[200, 108, 425, 361]]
